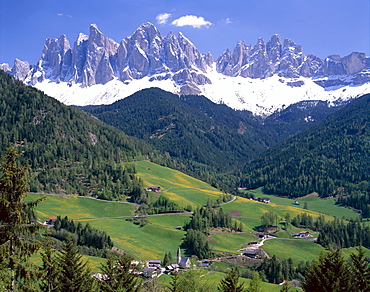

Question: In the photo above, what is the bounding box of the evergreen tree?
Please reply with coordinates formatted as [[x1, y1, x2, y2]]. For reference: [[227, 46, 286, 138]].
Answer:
[[0, 146, 44, 291], [246, 271, 264, 292], [348, 245, 370, 292], [218, 267, 244, 292], [57, 236, 94, 292], [163, 252, 171, 267], [302, 249, 350, 292], [99, 253, 140, 292], [39, 238, 61, 292], [168, 271, 182, 292]]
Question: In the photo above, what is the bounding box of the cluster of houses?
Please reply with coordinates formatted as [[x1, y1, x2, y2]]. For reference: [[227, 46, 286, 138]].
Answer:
[[142, 247, 191, 278]]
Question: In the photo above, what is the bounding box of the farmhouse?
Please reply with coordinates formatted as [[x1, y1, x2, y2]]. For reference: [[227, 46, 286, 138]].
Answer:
[[253, 232, 265, 239], [46, 216, 57, 225], [146, 259, 161, 268], [243, 249, 258, 258], [299, 231, 310, 237], [291, 231, 310, 238], [257, 197, 270, 203], [142, 267, 158, 278], [144, 186, 161, 192]]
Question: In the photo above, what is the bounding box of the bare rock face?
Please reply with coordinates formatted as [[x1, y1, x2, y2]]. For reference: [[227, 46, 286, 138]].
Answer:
[[70, 33, 89, 84], [216, 33, 370, 87], [217, 35, 314, 78], [11, 59, 32, 81], [6, 22, 370, 95], [81, 24, 118, 86], [36, 35, 72, 82], [320, 52, 368, 76], [0, 63, 12, 73], [8, 22, 212, 94]]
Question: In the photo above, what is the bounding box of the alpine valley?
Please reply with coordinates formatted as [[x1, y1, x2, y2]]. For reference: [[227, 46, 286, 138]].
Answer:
[[2, 22, 370, 292]]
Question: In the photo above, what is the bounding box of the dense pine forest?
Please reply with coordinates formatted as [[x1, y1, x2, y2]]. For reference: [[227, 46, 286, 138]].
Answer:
[[85, 88, 273, 173], [0, 70, 156, 199], [84, 88, 279, 192], [241, 93, 370, 198]]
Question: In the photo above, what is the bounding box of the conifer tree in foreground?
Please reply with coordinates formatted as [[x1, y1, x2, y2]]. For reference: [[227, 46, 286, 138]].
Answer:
[[0, 146, 44, 291], [57, 236, 95, 292], [246, 271, 264, 292], [99, 253, 140, 292], [348, 246, 370, 292], [302, 249, 350, 292], [218, 267, 245, 292], [39, 238, 61, 292]]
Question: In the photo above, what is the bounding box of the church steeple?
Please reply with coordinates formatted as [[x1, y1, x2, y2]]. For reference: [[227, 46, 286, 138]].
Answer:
[[177, 246, 181, 264]]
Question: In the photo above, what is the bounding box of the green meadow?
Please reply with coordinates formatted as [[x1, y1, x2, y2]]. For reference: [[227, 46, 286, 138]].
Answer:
[[147, 213, 191, 229], [23, 160, 364, 289], [77, 217, 185, 260], [220, 196, 331, 221], [129, 160, 224, 207], [208, 232, 258, 254], [242, 188, 360, 220], [262, 238, 326, 262], [26, 193, 136, 221]]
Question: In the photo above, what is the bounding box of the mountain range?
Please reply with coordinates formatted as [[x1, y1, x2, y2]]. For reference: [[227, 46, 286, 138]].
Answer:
[[2, 23, 370, 116]]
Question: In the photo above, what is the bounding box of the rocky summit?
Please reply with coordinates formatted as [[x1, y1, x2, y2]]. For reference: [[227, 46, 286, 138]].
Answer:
[[2, 23, 370, 116]]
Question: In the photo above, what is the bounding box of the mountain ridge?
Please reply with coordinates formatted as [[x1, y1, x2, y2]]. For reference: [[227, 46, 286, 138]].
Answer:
[[2, 22, 370, 116]]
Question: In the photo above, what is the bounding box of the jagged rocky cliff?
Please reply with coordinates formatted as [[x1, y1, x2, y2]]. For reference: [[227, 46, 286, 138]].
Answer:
[[8, 23, 213, 95], [216, 34, 370, 86], [2, 22, 370, 116]]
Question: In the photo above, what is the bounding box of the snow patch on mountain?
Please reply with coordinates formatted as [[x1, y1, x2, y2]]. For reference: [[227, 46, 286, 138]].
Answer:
[[34, 66, 370, 116]]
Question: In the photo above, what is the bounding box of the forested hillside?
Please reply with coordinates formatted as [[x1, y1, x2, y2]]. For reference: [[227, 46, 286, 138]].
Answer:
[[241, 93, 370, 198], [0, 70, 154, 198], [85, 88, 274, 174]]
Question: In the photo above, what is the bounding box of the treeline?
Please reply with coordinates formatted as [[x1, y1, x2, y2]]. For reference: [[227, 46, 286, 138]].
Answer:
[[182, 206, 242, 259], [291, 213, 370, 250], [50, 216, 113, 257], [335, 190, 370, 217], [184, 206, 242, 233], [258, 256, 310, 284], [137, 195, 187, 215], [241, 93, 370, 198]]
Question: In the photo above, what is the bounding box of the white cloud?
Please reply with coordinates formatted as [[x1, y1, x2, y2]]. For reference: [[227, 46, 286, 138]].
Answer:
[[171, 15, 212, 28], [57, 13, 72, 18], [156, 13, 172, 24], [222, 18, 233, 24]]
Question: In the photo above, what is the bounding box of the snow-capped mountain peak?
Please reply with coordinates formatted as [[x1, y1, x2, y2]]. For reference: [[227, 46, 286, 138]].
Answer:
[[2, 23, 370, 116]]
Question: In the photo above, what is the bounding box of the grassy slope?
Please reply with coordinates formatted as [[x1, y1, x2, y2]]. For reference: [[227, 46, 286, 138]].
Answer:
[[158, 271, 287, 291], [131, 160, 224, 208], [27, 161, 366, 275], [243, 188, 361, 220], [27, 160, 224, 260], [220, 196, 332, 220], [26, 193, 136, 221]]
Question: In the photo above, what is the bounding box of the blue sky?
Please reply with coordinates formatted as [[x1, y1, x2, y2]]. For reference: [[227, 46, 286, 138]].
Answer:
[[1, 0, 369, 66]]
